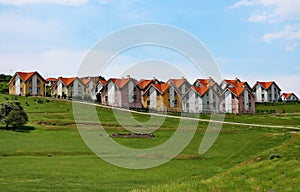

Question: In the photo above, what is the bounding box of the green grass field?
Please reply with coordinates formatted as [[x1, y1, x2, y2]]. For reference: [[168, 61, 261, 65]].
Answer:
[[0, 94, 299, 191]]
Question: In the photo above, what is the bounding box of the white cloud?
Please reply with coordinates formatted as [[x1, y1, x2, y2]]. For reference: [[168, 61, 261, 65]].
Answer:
[[248, 13, 267, 22], [1, 49, 87, 77], [230, 0, 253, 9], [262, 24, 300, 51], [0, 0, 88, 6], [232, 0, 300, 22], [232, 0, 300, 51]]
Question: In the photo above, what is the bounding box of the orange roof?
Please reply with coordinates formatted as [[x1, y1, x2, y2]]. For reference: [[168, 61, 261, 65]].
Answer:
[[99, 79, 107, 86], [168, 79, 186, 88], [282, 93, 292, 99], [153, 83, 170, 93], [81, 79, 90, 85], [46, 78, 56, 82], [228, 86, 245, 96], [194, 86, 209, 96], [257, 81, 274, 90], [109, 78, 130, 89], [17, 72, 36, 81], [59, 77, 76, 86], [197, 79, 215, 87], [138, 79, 153, 89]]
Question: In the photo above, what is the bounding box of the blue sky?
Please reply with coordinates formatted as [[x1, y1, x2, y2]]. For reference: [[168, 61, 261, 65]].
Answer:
[[1, 0, 299, 96]]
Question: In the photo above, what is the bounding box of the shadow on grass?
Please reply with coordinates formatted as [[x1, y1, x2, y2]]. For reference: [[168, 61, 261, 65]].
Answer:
[[0, 126, 35, 133]]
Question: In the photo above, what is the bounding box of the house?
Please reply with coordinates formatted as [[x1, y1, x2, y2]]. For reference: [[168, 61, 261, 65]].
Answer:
[[8, 71, 46, 96], [220, 78, 242, 90], [45, 78, 57, 87], [194, 77, 222, 96], [137, 78, 160, 108], [281, 93, 299, 101], [101, 76, 142, 109], [220, 81, 255, 114], [181, 86, 219, 113], [167, 77, 191, 96], [252, 81, 281, 102], [143, 82, 181, 112], [81, 76, 100, 100], [93, 77, 107, 102], [51, 77, 85, 99]]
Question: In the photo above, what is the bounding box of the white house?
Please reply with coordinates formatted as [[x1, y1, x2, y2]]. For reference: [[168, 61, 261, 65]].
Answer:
[[167, 78, 191, 96], [81, 77, 102, 100], [102, 77, 142, 108], [51, 77, 85, 98], [220, 81, 255, 114], [252, 81, 281, 102], [193, 78, 222, 96], [281, 93, 299, 101], [182, 86, 219, 113]]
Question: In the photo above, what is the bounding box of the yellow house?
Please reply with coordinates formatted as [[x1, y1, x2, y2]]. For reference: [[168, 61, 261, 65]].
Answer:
[[8, 71, 46, 96], [143, 83, 182, 112]]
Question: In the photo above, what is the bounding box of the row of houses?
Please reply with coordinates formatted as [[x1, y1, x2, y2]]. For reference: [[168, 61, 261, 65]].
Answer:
[[8, 71, 300, 114]]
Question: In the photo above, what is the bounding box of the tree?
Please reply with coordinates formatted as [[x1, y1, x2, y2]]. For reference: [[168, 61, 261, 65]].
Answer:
[[0, 101, 28, 131]]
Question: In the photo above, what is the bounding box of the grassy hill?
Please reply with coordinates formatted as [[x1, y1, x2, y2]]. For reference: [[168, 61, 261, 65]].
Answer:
[[0, 94, 299, 191]]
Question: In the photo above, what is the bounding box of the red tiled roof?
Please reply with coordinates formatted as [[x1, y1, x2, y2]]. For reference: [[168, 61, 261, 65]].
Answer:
[[99, 79, 107, 86], [17, 72, 36, 81], [46, 78, 56, 82], [59, 77, 76, 86], [153, 83, 170, 93], [138, 79, 153, 89], [228, 86, 245, 96], [282, 93, 292, 99], [197, 79, 215, 87], [168, 79, 185, 88], [81, 79, 90, 85], [194, 86, 209, 96], [109, 78, 130, 89], [257, 81, 274, 90]]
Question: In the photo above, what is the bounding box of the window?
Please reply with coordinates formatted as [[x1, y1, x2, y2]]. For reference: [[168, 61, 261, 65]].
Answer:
[[133, 95, 137, 101], [156, 90, 160, 96], [174, 100, 178, 106], [105, 96, 108, 102], [29, 87, 32, 93], [37, 87, 40, 93], [186, 103, 189, 110], [147, 91, 150, 97], [147, 100, 150, 106], [114, 85, 117, 91], [37, 79, 40, 85], [133, 87, 136, 92]]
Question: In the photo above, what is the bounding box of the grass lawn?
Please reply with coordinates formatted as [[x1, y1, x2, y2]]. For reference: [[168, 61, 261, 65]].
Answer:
[[0, 94, 299, 191]]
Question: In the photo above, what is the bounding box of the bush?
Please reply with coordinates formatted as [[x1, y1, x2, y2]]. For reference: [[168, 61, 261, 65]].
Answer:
[[0, 101, 29, 131], [36, 99, 43, 104]]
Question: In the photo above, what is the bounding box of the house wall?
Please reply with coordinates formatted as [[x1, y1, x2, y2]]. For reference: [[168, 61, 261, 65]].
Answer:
[[182, 90, 202, 113], [149, 87, 157, 110], [107, 81, 115, 106], [224, 90, 232, 113], [9, 73, 45, 96], [120, 80, 142, 109]]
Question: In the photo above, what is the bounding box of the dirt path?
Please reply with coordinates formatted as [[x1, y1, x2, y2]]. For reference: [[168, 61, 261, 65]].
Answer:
[[73, 100, 300, 131]]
